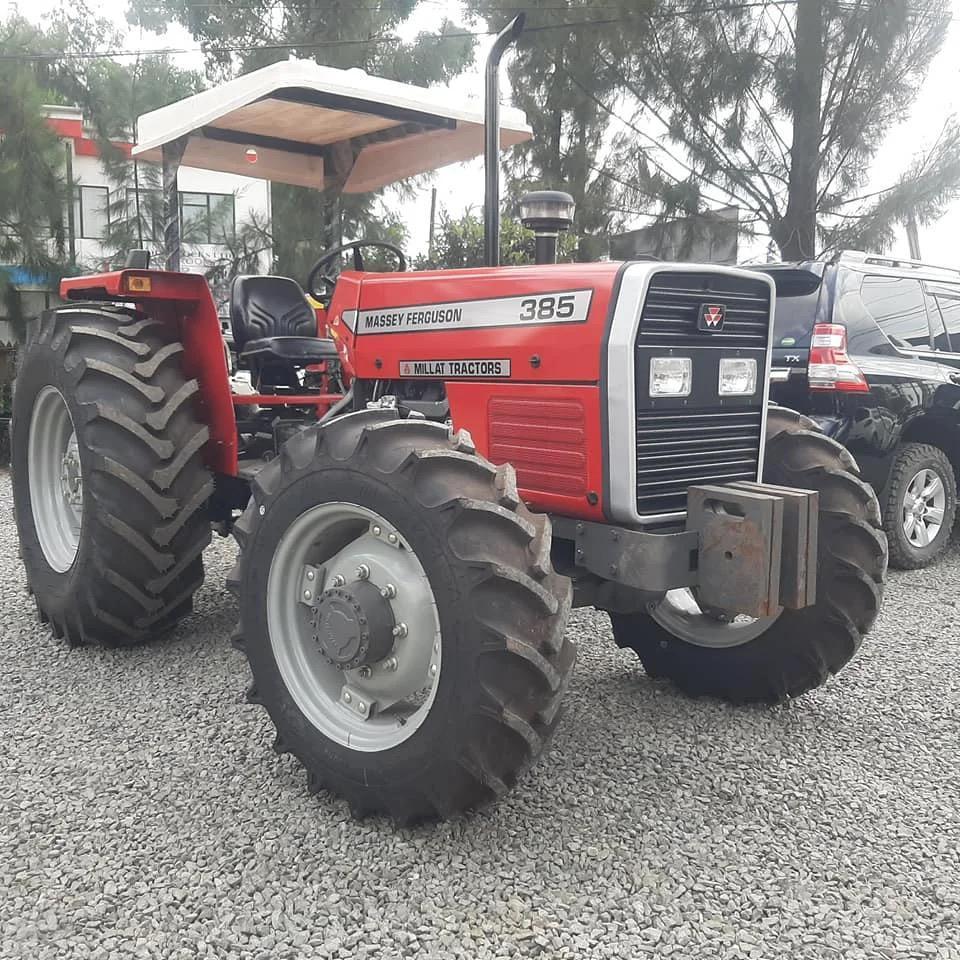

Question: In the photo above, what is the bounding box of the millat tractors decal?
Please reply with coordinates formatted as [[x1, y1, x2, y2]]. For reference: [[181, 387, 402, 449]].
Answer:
[[341, 289, 593, 334], [399, 359, 512, 378]]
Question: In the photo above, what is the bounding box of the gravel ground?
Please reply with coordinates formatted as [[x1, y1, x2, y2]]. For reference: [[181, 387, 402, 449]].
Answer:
[[1, 468, 958, 960]]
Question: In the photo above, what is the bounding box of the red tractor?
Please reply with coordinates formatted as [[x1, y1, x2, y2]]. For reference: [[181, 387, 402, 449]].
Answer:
[[10, 27, 886, 822]]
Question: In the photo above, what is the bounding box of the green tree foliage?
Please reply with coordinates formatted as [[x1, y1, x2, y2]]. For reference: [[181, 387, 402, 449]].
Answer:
[[0, 17, 70, 333], [469, 1, 648, 260], [598, 0, 960, 259], [415, 206, 578, 269]]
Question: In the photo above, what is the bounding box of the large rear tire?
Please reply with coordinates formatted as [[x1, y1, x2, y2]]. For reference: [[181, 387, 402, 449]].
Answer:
[[11, 304, 212, 646], [230, 410, 574, 822], [610, 406, 887, 703]]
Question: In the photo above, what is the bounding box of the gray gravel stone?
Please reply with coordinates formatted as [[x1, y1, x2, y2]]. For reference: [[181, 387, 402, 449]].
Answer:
[[1, 468, 959, 958]]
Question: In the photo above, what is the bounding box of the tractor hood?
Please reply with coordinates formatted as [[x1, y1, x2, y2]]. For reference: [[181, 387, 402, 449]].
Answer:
[[132, 58, 532, 193]]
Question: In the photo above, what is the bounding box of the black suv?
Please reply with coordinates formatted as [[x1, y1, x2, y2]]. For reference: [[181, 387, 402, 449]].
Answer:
[[757, 251, 960, 569]]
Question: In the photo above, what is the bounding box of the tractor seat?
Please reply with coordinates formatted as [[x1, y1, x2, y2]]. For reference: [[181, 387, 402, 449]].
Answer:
[[230, 274, 336, 368], [241, 336, 338, 366]]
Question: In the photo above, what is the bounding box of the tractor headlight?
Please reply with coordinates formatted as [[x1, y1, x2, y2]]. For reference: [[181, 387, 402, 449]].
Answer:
[[649, 357, 692, 397], [718, 357, 758, 396]]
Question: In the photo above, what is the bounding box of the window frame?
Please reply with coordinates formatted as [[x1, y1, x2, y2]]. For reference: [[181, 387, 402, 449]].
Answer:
[[924, 281, 960, 354], [178, 191, 235, 244], [73, 184, 110, 240], [859, 273, 936, 353]]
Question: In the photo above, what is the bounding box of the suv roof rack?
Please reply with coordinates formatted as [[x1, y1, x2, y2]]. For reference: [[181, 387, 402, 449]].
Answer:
[[836, 249, 960, 280]]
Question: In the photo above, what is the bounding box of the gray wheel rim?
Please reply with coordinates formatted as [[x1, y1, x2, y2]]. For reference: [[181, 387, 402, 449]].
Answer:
[[28, 386, 83, 573], [266, 501, 441, 752], [902, 467, 946, 548], [650, 588, 780, 649]]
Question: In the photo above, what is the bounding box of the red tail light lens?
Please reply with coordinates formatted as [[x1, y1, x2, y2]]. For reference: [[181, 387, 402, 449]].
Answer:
[[807, 323, 869, 392]]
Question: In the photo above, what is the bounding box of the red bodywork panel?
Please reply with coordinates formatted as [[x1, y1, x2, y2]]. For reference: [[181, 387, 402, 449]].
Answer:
[[62, 263, 623, 520], [327, 263, 622, 520]]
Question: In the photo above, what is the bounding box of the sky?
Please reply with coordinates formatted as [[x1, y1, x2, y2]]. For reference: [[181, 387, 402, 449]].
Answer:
[[16, 0, 960, 266]]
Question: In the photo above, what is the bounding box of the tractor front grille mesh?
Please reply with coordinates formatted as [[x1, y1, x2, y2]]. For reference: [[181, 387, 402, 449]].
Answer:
[[634, 408, 764, 515], [638, 271, 771, 348], [633, 270, 771, 516]]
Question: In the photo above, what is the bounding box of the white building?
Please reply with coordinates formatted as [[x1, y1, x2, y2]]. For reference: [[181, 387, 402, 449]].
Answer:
[[0, 105, 273, 344]]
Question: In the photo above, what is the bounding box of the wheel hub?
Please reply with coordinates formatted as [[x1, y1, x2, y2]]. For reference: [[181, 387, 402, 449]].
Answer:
[[902, 468, 946, 547], [60, 437, 83, 506], [311, 578, 396, 670]]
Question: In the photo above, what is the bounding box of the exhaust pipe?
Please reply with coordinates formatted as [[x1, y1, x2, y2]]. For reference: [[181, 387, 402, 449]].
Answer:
[[484, 14, 525, 268]]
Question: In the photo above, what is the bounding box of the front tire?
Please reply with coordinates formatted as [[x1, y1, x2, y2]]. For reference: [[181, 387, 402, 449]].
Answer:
[[610, 406, 887, 703], [230, 410, 574, 822], [11, 304, 212, 646]]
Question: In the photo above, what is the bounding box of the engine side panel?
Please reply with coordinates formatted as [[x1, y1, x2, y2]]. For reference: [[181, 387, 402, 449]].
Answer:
[[329, 263, 623, 519]]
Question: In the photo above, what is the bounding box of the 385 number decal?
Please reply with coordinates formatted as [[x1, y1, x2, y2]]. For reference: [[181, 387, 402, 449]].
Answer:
[[519, 294, 577, 322]]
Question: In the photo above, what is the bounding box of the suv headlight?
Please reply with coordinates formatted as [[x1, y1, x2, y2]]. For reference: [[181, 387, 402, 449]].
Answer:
[[718, 357, 757, 396], [649, 357, 692, 397]]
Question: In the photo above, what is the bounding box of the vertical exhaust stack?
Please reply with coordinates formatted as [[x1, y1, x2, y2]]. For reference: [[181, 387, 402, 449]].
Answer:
[[484, 14, 525, 268]]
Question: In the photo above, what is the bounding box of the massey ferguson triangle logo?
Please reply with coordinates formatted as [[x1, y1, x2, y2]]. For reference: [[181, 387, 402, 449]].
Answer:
[[699, 303, 726, 332]]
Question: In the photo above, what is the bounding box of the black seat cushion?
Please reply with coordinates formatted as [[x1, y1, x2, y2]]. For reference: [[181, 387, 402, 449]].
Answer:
[[230, 275, 318, 352], [241, 336, 339, 367]]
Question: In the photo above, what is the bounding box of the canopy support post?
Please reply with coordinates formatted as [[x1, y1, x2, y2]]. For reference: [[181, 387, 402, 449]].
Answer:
[[162, 136, 189, 272]]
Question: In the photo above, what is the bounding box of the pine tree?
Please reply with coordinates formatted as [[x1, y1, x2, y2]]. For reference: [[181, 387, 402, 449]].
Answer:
[[603, 0, 960, 258]]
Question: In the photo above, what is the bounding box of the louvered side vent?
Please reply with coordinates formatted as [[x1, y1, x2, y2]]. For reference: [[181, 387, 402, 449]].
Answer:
[[639, 271, 771, 348], [489, 397, 587, 496]]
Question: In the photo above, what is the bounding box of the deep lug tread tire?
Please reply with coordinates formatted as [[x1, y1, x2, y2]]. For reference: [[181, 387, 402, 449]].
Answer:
[[610, 405, 887, 704], [231, 409, 575, 823], [881, 442, 956, 570], [11, 304, 212, 646]]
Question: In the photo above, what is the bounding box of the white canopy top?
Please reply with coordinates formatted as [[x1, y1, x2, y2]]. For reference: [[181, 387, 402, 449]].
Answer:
[[133, 58, 532, 193]]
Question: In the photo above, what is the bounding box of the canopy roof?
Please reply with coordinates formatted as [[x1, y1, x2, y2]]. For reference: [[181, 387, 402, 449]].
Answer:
[[133, 58, 532, 193]]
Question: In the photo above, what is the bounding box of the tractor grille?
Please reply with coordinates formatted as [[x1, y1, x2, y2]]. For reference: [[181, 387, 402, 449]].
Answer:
[[638, 271, 771, 348], [633, 271, 771, 517], [634, 408, 764, 515]]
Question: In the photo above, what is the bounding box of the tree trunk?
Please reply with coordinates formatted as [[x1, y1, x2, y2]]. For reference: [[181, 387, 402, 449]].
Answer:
[[779, 0, 824, 261]]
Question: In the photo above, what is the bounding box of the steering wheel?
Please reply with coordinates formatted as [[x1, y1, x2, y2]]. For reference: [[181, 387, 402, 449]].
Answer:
[[307, 240, 407, 301]]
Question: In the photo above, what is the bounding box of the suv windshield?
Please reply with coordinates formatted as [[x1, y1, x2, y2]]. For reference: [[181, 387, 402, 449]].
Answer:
[[760, 267, 824, 349]]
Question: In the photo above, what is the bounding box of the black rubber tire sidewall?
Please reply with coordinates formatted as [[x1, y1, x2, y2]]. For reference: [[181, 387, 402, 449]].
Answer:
[[12, 338, 93, 621], [241, 464, 481, 795]]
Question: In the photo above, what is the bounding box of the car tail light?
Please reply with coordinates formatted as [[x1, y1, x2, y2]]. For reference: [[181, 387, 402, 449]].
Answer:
[[807, 323, 869, 392]]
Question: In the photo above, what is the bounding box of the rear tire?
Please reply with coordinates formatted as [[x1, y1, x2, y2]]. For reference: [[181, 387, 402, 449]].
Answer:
[[610, 406, 887, 703], [11, 304, 212, 646], [230, 409, 574, 822], [881, 442, 955, 570]]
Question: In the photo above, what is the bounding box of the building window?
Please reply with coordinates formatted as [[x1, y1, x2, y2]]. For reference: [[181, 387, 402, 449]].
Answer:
[[179, 192, 235, 244], [73, 185, 109, 240]]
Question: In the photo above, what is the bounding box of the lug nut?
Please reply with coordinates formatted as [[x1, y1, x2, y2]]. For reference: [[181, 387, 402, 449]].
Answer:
[[380, 584, 397, 599], [306, 570, 315, 581], [385, 657, 398, 671], [331, 574, 345, 587], [357, 666, 372, 679], [303, 589, 312, 600], [358, 701, 367, 714], [356, 564, 370, 580], [392, 623, 408, 639], [388, 533, 398, 544], [429, 663, 438, 677], [259, 505, 265, 516], [372, 525, 382, 536], [343, 691, 352, 704]]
